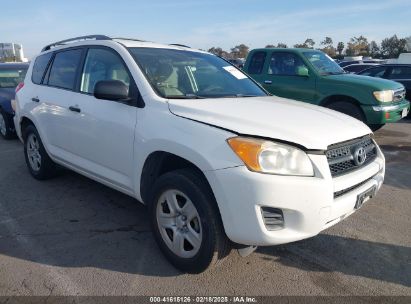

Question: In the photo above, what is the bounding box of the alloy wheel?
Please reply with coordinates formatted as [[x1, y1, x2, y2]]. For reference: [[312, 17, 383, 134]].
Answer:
[[26, 133, 42, 171], [156, 189, 203, 258]]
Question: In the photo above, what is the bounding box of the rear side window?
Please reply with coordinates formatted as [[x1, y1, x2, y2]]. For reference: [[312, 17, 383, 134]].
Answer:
[[32, 53, 52, 84], [48, 49, 83, 90], [388, 66, 411, 80], [248, 51, 266, 74]]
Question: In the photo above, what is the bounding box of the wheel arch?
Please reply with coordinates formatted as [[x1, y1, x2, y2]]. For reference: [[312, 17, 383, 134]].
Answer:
[[20, 116, 36, 137], [140, 151, 216, 206], [320, 94, 362, 107]]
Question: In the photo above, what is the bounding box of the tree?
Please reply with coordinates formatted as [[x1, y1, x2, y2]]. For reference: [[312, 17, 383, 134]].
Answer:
[[321, 37, 333, 47], [230, 44, 249, 59], [305, 38, 315, 49], [294, 38, 315, 49], [265, 43, 287, 48], [320, 37, 336, 57], [369, 41, 381, 58], [346, 36, 370, 56], [208, 47, 224, 57], [337, 42, 345, 56], [381, 35, 407, 58], [208, 47, 230, 58]]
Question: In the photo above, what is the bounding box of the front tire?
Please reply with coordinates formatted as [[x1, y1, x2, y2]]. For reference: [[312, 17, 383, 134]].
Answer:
[[23, 124, 57, 180], [0, 110, 15, 140], [149, 169, 231, 273]]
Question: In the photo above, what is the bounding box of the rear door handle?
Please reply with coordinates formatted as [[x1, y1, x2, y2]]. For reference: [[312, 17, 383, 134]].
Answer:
[[31, 97, 40, 102], [264, 80, 272, 84], [69, 106, 81, 113]]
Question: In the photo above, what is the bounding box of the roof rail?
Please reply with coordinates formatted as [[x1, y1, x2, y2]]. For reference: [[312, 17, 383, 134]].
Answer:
[[169, 43, 191, 48], [112, 37, 147, 43], [41, 35, 111, 52]]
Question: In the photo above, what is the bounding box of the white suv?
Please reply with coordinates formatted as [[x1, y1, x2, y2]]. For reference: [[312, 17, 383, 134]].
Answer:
[[14, 35, 385, 273]]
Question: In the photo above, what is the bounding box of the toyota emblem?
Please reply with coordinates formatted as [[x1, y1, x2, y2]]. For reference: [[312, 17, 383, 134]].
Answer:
[[353, 146, 367, 166]]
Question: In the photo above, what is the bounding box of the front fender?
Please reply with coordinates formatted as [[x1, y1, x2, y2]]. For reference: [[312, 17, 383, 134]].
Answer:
[[133, 108, 243, 201]]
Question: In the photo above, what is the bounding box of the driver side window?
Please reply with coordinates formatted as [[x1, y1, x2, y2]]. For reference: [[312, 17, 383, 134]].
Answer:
[[268, 52, 306, 76], [80, 48, 130, 94]]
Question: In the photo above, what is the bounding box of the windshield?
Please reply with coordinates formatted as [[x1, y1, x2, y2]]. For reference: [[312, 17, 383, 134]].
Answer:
[[128, 48, 267, 99], [303, 51, 345, 75], [0, 68, 27, 88]]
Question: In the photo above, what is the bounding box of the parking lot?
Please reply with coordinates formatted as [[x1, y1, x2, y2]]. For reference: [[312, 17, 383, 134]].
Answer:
[[0, 120, 410, 297]]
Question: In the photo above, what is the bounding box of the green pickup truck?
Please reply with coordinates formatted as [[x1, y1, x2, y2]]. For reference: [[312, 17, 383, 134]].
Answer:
[[243, 48, 410, 130]]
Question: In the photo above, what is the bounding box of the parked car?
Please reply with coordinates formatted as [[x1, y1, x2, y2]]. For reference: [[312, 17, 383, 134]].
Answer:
[[243, 48, 410, 131], [357, 64, 411, 101], [15, 35, 386, 273], [339, 59, 383, 68], [0, 63, 29, 139], [343, 63, 379, 74], [339, 60, 362, 68]]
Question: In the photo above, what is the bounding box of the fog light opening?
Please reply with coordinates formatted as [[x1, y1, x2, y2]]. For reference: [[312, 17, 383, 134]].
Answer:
[[261, 207, 284, 231]]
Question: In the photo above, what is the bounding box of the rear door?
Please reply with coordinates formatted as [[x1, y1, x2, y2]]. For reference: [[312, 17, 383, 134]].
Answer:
[[34, 48, 84, 154], [262, 51, 316, 102]]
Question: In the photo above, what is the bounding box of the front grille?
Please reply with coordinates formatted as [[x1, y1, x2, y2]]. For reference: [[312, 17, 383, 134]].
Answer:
[[394, 88, 406, 102], [326, 135, 377, 177]]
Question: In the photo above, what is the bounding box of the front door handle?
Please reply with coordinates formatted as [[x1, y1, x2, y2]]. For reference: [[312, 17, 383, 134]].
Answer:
[[264, 80, 272, 84], [31, 97, 40, 102], [69, 106, 81, 113]]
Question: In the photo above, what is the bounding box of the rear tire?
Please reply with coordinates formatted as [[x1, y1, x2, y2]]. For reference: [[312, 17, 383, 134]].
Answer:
[[0, 110, 15, 140], [326, 101, 365, 122], [149, 168, 231, 273], [23, 124, 57, 180]]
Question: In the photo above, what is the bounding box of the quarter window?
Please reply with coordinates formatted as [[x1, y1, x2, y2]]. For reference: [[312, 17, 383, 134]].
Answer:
[[388, 67, 411, 80], [248, 51, 266, 74], [80, 48, 130, 94], [269, 52, 307, 76], [32, 53, 52, 84], [48, 49, 83, 90]]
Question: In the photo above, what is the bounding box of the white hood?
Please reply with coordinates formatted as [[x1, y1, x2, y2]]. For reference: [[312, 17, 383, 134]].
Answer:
[[168, 96, 371, 150]]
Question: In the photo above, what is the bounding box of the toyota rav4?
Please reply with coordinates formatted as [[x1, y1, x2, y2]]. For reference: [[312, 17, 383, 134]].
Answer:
[[14, 35, 385, 273]]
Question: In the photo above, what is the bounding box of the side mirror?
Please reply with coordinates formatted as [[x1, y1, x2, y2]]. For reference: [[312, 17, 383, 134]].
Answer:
[[94, 80, 129, 101], [296, 66, 309, 77]]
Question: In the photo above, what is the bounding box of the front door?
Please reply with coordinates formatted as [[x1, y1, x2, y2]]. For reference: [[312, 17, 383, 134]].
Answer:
[[65, 47, 138, 190], [262, 52, 316, 103]]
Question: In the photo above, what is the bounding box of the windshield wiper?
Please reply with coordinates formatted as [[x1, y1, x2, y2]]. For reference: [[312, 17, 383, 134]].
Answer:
[[167, 94, 207, 99], [235, 94, 260, 98]]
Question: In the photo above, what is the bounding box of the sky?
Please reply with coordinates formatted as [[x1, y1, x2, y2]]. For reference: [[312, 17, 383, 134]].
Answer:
[[2, 0, 411, 59]]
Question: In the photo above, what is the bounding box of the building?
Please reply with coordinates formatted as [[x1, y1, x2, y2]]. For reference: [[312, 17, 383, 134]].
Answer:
[[0, 43, 28, 62], [406, 37, 411, 52]]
